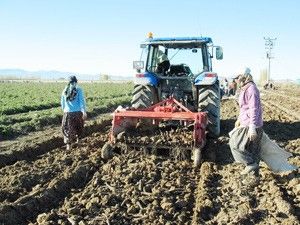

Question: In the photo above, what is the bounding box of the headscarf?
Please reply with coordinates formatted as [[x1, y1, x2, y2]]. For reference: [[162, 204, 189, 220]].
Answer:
[[64, 76, 78, 101], [236, 67, 253, 88]]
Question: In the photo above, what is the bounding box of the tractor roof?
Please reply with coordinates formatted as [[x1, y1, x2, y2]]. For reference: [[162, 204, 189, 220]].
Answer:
[[142, 37, 213, 48]]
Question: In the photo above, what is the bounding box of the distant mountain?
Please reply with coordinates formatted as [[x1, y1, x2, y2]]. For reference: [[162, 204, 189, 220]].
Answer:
[[0, 69, 30, 77], [0, 68, 133, 81]]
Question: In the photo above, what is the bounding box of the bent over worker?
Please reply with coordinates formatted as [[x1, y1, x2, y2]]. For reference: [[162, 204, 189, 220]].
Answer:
[[229, 67, 263, 176]]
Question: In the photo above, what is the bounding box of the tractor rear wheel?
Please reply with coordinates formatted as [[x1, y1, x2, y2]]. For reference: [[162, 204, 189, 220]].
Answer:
[[131, 85, 158, 109], [198, 82, 220, 137]]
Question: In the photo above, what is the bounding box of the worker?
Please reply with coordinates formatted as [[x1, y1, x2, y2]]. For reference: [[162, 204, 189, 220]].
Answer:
[[220, 84, 225, 99], [61, 75, 87, 150], [229, 67, 263, 177], [224, 78, 229, 96], [228, 78, 237, 96], [155, 49, 170, 74]]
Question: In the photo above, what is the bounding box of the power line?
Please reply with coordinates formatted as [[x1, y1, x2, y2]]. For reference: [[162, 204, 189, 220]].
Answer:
[[264, 37, 277, 83]]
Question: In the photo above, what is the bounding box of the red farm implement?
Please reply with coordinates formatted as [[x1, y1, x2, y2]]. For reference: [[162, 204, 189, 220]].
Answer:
[[102, 97, 208, 166]]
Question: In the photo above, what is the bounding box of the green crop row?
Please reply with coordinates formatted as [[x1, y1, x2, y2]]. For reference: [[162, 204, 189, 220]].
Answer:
[[0, 82, 134, 139], [0, 82, 134, 115]]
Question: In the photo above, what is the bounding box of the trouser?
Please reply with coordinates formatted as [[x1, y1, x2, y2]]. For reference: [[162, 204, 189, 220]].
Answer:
[[229, 126, 263, 166], [62, 111, 84, 144]]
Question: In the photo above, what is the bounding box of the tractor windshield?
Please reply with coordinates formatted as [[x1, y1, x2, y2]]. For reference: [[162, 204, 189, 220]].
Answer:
[[167, 48, 204, 75], [144, 44, 207, 76]]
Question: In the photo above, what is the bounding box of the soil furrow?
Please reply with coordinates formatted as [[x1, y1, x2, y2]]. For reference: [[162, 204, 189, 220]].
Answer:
[[0, 85, 299, 225], [0, 117, 111, 168], [30, 151, 198, 225], [192, 162, 222, 224], [0, 140, 104, 203], [0, 161, 98, 225], [262, 89, 300, 102], [263, 100, 300, 121], [271, 172, 300, 221], [253, 168, 299, 224]]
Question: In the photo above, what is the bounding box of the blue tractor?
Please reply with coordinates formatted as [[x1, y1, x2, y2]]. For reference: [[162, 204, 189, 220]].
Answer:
[[132, 34, 223, 137]]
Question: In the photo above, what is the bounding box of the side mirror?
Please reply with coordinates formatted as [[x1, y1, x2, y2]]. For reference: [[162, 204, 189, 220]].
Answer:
[[140, 44, 146, 48], [133, 61, 144, 71], [215, 46, 223, 60]]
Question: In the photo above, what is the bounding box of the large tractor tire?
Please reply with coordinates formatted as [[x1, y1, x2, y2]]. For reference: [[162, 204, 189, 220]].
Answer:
[[198, 82, 220, 137], [131, 85, 158, 109]]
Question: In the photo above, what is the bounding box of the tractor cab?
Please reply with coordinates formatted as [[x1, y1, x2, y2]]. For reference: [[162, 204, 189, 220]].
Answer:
[[134, 34, 223, 80]]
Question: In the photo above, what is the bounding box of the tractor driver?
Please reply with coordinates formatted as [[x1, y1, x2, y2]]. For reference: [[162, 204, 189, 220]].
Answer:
[[155, 49, 170, 74]]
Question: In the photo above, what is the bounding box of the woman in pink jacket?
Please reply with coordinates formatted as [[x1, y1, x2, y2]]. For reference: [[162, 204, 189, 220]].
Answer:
[[229, 67, 263, 177]]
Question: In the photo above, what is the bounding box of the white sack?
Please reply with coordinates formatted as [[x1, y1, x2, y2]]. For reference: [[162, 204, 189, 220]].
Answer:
[[260, 132, 298, 173]]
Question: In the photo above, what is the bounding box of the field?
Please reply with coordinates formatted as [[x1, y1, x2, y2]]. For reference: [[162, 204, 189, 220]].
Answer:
[[0, 82, 134, 139], [0, 82, 299, 225]]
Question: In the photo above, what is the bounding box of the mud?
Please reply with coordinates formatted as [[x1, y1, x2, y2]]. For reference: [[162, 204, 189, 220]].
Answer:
[[0, 87, 299, 225]]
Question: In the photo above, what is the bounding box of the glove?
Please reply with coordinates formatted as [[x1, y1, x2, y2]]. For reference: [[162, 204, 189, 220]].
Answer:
[[82, 112, 87, 120], [234, 119, 240, 128], [248, 125, 257, 141]]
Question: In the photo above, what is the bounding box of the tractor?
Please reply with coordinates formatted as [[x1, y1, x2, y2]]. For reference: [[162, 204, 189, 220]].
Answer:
[[102, 33, 223, 166]]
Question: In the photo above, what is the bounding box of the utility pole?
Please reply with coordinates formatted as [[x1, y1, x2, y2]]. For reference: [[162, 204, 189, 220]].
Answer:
[[264, 37, 276, 83]]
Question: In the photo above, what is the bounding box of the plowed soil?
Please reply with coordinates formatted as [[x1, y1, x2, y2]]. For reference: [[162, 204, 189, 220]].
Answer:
[[0, 86, 299, 225]]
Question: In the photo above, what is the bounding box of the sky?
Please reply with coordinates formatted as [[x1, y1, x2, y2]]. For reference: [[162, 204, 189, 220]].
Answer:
[[0, 0, 300, 80]]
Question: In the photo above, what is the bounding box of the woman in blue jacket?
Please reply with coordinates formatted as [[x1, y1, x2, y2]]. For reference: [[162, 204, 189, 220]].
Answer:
[[61, 76, 87, 150]]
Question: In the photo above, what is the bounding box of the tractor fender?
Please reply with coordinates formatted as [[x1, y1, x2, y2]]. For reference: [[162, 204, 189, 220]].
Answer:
[[134, 72, 158, 86], [194, 72, 218, 85]]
